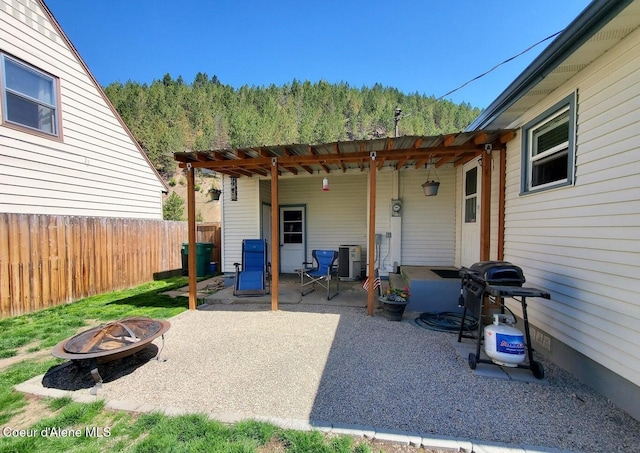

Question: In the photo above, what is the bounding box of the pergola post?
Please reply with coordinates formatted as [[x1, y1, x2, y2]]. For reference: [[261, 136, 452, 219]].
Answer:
[[187, 163, 197, 310], [480, 146, 492, 261], [367, 152, 377, 316], [497, 149, 506, 260], [270, 158, 279, 310]]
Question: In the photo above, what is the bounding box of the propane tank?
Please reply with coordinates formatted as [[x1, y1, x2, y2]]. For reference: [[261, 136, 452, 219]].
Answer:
[[484, 314, 525, 367]]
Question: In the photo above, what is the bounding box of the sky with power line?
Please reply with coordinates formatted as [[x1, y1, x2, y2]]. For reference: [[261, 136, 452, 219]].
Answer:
[[45, 0, 592, 109]]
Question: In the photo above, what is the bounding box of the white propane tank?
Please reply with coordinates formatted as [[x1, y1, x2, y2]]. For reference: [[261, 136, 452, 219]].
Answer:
[[484, 314, 526, 367]]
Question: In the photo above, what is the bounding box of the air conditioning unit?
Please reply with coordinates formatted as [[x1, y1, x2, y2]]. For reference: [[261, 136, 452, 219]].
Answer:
[[338, 245, 361, 281]]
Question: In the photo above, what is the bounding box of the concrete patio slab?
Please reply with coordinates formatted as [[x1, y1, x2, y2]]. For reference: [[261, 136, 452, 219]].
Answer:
[[16, 295, 640, 453]]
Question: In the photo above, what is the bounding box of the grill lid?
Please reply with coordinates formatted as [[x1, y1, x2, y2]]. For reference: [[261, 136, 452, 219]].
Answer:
[[467, 261, 525, 286]]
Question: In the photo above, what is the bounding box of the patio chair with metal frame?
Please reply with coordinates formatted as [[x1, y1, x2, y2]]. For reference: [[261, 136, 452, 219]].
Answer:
[[234, 239, 270, 296], [301, 250, 339, 300]]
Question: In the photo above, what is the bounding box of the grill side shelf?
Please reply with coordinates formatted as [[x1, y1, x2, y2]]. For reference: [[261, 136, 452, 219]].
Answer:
[[485, 285, 551, 299]]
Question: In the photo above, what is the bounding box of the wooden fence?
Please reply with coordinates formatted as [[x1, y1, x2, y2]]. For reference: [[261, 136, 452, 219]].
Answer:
[[0, 214, 221, 319], [196, 222, 221, 267]]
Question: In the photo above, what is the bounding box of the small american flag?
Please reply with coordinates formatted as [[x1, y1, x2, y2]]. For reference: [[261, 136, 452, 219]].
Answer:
[[362, 274, 381, 291]]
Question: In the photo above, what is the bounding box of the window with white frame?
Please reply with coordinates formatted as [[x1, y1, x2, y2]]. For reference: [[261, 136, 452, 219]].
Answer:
[[522, 93, 576, 193], [1, 54, 60, 137]]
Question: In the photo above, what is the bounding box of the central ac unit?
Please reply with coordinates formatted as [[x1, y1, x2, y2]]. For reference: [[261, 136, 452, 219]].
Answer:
[[338, 245, 361, 281]]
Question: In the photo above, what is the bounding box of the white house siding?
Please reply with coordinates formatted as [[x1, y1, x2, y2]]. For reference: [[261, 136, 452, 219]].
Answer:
[[259, 180, 271, 204], [501, 26, 640, 388], [400, 167, 456, 266], [221, 175, 260, 272], [0, 0, 164, 218], [278, 174, 368, 267]]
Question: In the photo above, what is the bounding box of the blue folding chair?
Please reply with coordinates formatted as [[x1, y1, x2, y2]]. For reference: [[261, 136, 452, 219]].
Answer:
[[234, 239, 270, 296], [301, 250, 339, 300]]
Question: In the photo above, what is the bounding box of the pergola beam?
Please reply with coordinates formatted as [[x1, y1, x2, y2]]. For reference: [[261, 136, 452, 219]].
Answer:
[[178, 145, 496, 170]]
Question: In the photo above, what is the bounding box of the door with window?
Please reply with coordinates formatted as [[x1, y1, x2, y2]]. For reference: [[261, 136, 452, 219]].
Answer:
[[280, 206, 305, 273], [461, 158, 481, 267]]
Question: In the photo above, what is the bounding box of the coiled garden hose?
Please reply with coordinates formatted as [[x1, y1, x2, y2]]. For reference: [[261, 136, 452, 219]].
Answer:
[[414, 311, 478, 333]]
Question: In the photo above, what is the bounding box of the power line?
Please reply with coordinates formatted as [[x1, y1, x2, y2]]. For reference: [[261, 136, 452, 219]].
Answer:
[[395, 28, 565, 125], [435, 29, 564, 102]]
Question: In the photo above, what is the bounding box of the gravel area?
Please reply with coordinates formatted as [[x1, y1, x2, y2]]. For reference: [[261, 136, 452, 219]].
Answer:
[[41, 304, 640, 453]]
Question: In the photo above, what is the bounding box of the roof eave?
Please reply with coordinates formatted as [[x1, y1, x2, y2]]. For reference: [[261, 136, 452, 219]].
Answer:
[[467, 0, 634, 131]]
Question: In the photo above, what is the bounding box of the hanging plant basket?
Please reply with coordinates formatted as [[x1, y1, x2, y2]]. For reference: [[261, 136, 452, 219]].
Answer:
[[209, 189, 222, 201], [421, 181, 440, 196], [421, 155, 440, 197]]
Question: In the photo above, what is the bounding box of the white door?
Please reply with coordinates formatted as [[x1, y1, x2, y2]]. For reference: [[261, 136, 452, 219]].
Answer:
[[461, 158, 481, 267], [280, 206, 305, 273]]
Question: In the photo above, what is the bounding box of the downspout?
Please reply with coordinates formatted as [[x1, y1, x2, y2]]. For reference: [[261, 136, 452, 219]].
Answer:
[[187, 164, 197, 310]]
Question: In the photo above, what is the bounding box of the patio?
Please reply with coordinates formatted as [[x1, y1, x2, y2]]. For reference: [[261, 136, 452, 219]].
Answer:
[[16, 279, 640, 452]]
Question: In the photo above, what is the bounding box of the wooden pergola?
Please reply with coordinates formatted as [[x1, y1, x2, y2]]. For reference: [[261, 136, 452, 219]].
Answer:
[[174, 130, 515, 315]]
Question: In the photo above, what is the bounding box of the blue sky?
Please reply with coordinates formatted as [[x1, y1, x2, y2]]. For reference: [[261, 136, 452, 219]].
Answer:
[[46, 0, 592, 109]]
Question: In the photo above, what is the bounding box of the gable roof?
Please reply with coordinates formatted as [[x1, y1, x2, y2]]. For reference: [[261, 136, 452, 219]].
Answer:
[[468, 0, 640, 130], [39, 0, 168, 192]]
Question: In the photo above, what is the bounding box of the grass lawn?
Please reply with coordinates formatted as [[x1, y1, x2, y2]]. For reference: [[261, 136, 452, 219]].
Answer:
[[0, 278, 408, 453]]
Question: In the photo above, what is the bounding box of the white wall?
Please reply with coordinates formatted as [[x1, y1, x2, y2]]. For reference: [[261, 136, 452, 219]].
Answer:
[[223, 168, 462, 274], [278, 173, 368, 266], [501, 25, 640, 388], [400, 166, 456, 266], [0, 0, 164, 218], [221, 175, 260, 272]]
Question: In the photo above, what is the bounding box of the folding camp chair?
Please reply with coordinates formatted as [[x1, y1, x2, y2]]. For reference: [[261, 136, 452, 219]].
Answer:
[[301, 250, 339, 300], [233, 239, 270, 296]]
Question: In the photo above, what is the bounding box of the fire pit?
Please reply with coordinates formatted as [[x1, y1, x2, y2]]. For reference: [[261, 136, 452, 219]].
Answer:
[[51, 317, 170, 394]]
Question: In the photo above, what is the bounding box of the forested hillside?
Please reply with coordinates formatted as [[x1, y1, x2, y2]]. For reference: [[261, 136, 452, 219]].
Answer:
[[104, 73, 482, 176]]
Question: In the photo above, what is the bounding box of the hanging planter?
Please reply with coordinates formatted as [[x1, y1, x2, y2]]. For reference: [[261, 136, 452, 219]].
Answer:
[[208, 188, 222, 201], [421, 181, 440, 196], [421, 155, 440, 197]]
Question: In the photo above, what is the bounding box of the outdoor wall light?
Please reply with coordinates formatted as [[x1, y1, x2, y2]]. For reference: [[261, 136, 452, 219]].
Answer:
[[322, 176, 329, 191], [230, 176, 238, 201]]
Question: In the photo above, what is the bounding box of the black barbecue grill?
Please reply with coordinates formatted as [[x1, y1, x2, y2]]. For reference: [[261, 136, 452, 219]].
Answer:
[[457, 261, 550, 378]]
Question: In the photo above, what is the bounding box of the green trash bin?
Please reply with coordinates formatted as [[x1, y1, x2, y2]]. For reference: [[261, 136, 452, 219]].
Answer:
[[181, 242, 214, 277]]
